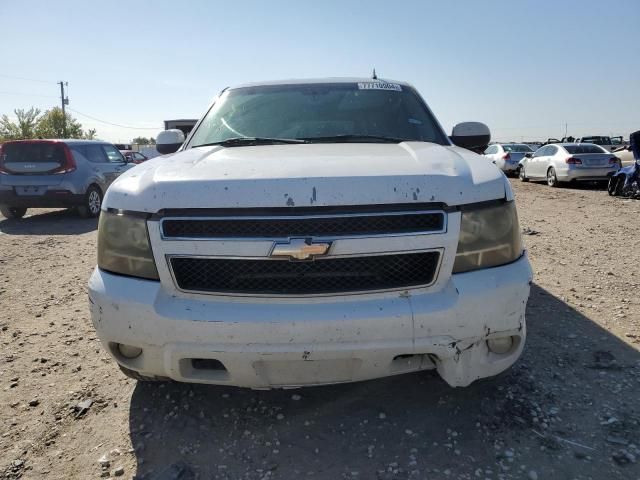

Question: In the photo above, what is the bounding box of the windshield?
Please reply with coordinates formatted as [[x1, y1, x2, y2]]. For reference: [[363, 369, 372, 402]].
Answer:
[[564, 144, 607, 154], [2, 142, 66, 164], [188, 82, 449, 147], [503, 144, 533, 153]]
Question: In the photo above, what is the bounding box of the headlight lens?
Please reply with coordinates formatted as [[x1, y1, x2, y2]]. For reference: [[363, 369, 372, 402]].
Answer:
[[452, 202, 523, 273], [97, 211, 159, 280]]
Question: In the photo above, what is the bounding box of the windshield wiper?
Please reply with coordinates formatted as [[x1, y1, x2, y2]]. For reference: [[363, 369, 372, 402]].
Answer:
[[299, 134, 409, 144], [193, 137, 309, 148]]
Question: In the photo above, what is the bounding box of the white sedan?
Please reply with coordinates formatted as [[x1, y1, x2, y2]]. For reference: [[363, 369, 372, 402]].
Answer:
[[518, 143, 621, 187], [483, 143, 534, 175]]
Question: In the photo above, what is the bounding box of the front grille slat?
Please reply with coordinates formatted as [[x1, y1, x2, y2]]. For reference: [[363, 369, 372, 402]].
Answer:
[[170, 252, 440, 295], [162, 212, 444, 239]]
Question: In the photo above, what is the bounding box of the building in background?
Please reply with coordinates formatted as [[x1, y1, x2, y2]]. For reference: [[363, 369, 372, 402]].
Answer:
[[164, 119, 198, 137]]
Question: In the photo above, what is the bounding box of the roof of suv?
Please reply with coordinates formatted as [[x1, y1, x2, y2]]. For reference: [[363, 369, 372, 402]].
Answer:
[[231, 77, 413, 89]]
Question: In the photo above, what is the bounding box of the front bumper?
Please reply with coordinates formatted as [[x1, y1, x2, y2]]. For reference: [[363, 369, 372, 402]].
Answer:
[[88, 254, 532, 388]]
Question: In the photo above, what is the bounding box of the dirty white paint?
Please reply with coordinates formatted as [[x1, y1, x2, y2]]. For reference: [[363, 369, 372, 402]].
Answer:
[[88, 253, 531, 388], [91, 91, 531, 388], [103, 143, 508, 212]]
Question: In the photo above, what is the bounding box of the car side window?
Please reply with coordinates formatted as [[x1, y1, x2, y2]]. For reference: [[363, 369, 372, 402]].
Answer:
[[134, 153, 146, 160], [543, 146, 553, 156], [546, 146, 557, 156], [73, 145, 108, 163], [484, 145, 497, 154], [102, 145, 125, 163]]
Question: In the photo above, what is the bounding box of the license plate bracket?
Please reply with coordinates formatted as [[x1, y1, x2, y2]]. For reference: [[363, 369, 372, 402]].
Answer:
[[14, 186, 46, 196]]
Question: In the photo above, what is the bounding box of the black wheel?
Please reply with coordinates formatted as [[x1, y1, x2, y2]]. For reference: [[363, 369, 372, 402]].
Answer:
[[77, 185, 102, 218], [547, 167, 559, 187], [608, 176, 623, 196], [0, 205, 27, 219], [118, 365, 166, 382], [518, 166, 529, 182]]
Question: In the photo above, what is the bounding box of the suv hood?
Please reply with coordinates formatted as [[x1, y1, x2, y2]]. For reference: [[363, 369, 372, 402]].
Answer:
[[104, 142, 508, 212]]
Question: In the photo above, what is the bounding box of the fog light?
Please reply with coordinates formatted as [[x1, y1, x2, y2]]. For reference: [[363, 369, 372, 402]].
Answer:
[[487, 336, 514, 354], [117, 343, 142, 359]]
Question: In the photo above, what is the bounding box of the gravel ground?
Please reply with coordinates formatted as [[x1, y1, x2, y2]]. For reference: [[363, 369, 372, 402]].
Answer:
[[1, 179, 639, 480]]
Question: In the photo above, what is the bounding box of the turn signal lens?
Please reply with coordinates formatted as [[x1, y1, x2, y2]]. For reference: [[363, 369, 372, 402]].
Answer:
[[487, 337, 514, 354], [117, 344, 143, 359]]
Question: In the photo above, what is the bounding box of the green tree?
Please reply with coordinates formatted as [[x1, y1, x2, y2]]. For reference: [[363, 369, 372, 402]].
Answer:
[[132, 136, 155, 145], [35, 107, 84, 139], [0, 107, 42, 140], [84, 128, 97, 140]]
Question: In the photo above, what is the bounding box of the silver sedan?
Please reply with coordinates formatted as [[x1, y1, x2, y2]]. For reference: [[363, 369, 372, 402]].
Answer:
[[518, 143, 621, 187]]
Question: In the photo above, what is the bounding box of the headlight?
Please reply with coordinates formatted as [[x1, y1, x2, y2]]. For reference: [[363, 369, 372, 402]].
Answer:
[[452, 202, 523, 274], [97, 211, 159, 280]]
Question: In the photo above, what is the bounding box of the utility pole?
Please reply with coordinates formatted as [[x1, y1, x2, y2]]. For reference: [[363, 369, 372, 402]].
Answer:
[[58, 81, 68, 137], [564, 122, 568, 139]]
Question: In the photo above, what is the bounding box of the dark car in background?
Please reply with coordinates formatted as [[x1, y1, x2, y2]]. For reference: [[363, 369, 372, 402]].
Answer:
[[0, 139, 133, 219], [120, 150, 149, 164], [575, 136, 615, 152]]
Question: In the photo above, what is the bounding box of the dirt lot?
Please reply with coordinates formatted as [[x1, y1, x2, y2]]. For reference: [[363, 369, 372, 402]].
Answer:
[[1, 179, 639, 480]]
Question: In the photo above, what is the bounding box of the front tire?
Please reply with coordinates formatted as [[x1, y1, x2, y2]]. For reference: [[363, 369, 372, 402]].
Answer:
[[547, 167, 560, 187], [77, 186, 102, 218], [518, 166, 529, 182], [0, 206, 27, 219]]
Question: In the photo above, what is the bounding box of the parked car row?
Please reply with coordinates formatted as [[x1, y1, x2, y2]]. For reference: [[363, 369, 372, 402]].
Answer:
[[484, 142, 622, 187]]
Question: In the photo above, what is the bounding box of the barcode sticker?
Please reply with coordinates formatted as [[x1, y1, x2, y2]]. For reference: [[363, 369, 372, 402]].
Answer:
[[357, 82, 402, 91]]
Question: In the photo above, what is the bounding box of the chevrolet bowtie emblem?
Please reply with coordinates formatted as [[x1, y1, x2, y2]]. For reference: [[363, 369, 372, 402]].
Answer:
[[270, 238, 332, 261]]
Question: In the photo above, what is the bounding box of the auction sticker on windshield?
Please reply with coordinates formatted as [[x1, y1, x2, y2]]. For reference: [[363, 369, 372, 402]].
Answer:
[[357, 82, 402, 91]]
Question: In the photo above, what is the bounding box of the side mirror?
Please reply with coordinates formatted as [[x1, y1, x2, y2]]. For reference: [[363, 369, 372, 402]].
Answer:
[[524, 153, 533, 158], [450, 122, 491, 151], [156, 129, 185, 155]]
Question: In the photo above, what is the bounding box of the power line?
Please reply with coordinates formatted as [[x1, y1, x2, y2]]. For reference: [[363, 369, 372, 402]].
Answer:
[[0, 73, 54, 84], [0, 90, 59, 99], [67, 107, 158, 130]]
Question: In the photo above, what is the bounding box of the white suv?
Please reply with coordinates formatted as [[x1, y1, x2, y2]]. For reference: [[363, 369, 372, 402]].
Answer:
[[88, 78, 532, 388]]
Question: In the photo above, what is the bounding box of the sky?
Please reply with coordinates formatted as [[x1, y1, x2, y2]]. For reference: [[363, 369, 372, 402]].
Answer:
[[0, 0, 638, 143]]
